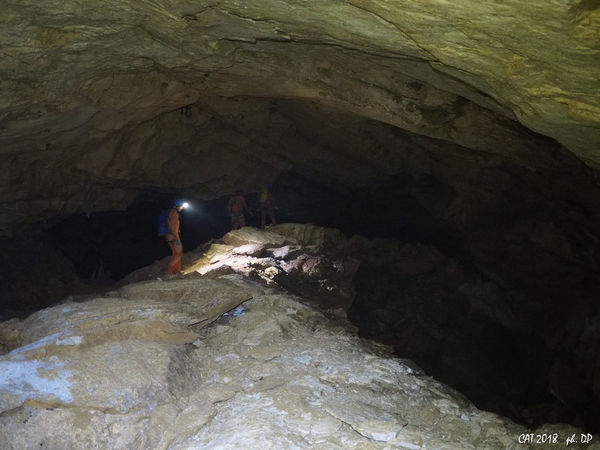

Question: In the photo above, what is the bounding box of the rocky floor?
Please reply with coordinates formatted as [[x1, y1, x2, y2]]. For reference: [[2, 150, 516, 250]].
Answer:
[[1, 226, 599, 449]]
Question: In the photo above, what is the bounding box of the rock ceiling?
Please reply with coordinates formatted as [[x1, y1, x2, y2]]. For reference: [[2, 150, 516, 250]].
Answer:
[[1, 0, 599, 233]]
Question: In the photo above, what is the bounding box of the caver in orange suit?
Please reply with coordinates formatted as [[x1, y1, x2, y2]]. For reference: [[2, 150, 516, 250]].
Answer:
[[165, 208, 183, 274], [227, 189, 253, 230]]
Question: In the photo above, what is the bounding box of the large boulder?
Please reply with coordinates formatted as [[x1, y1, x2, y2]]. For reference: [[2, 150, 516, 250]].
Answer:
[[2, 273, 593, 449]]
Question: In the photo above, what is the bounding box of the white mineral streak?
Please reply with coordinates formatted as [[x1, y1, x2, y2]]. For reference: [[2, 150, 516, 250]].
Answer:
[[0, 266, 594, 448]]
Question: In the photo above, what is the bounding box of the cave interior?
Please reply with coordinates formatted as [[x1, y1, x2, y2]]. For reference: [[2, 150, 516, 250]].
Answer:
[[1, 0, 600, 435]]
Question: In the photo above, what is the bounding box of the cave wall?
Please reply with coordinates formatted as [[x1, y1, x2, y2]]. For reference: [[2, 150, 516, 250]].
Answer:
[[1, 102, 600, 431], [3, 95, 600, 330], [3, 95, 595, 236], [1, 0, 599, 235], [1, 0, 600, 436]]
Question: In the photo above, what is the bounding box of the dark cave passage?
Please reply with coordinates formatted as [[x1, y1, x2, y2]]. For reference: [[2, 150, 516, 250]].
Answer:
[[48, 169, 462, 283], [12, 163, 596, 434]]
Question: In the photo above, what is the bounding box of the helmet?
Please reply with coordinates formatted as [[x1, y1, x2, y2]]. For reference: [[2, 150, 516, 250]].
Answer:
[[174, 199, 189, 209]]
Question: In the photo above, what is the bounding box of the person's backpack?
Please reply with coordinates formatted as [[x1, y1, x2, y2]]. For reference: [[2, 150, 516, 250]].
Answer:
[[157, 209, 170, 236], [260, 189, 269, 203]]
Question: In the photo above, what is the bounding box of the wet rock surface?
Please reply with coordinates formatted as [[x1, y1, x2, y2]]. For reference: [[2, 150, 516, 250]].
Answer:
[[2, 268, 596, 449]]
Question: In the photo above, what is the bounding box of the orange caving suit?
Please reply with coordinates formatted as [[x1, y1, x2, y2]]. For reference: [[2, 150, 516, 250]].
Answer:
[[228, 195, 248, 230], [165, 208, 183, 274]]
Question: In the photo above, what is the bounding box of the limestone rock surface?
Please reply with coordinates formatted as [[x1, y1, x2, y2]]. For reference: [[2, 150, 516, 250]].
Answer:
[[178, 225, 359, 311], [2, 271, 596, 449], [119, 223, 600, 430]]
